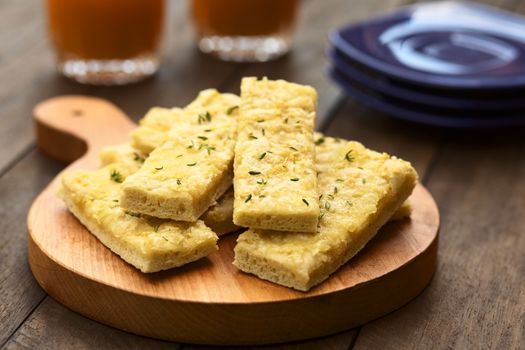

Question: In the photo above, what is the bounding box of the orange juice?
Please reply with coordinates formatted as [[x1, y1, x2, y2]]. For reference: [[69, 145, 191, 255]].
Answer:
[[192, 0, 298, 37], [46, 0, 165, 84], [191, 0, 299, 62]]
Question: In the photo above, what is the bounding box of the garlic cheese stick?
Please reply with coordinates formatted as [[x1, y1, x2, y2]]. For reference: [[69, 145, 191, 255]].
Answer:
[[234, 134, 418, 291], [101, 142, 240, 236], [121, 91, 239, 221], [233, 77, 319, 232], [59, 162, 218, 273]]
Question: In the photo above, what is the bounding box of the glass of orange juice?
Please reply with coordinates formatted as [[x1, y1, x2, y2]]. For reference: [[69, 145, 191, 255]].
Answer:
[[45, 0, 165, 85], [191, 0, 299, 62]]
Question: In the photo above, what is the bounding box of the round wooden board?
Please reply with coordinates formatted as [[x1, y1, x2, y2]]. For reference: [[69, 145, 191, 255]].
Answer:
[[28, 96, 440, 346]]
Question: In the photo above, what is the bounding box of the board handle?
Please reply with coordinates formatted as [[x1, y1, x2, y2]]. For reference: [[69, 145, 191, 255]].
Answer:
[[34, 96, 136, 163]]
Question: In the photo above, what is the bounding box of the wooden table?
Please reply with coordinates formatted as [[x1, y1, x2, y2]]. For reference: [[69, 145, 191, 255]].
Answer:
[[1, 0, 524, 349]]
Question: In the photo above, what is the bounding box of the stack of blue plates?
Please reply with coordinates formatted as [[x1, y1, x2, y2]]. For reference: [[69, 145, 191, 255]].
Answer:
[[328, 1, 525, 128]]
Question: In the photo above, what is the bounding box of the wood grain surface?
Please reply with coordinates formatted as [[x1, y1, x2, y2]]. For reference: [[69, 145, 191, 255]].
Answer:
[[27, 96, 438, 345], [1, 0, 524, 349]]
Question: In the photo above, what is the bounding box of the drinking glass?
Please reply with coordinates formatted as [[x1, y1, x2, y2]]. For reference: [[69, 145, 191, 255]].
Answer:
[[46, 0, 165, 85], [191, 0, 299, 62]]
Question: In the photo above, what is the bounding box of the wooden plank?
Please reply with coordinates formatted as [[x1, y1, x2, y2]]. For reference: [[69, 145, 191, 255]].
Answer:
[[353, 131, 525, 349], [0, 0, 50, 174], [220, 0, 408, 128], [0, 150, 63, 345], [182, 330, 357, 350], [2, 298, 179, 350], [0, 0, 240, 174], [512, 0, 525, 14]]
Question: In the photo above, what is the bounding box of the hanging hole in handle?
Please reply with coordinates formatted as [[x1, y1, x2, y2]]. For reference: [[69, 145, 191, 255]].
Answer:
[[72, 109, 84, 117]]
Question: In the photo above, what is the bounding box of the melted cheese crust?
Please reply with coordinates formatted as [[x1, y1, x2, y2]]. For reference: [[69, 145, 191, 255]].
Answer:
[[233, 77, 319, 232]]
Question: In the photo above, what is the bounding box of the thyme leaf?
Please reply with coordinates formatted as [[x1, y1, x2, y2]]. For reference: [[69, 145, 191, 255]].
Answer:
[[198, 111, 212, 123], [110, 170, 123, 183], [227, 106, 238, 115], [315, 137, 325, 145], [133, 153, 145, 163], [345, 150, 355, 162]]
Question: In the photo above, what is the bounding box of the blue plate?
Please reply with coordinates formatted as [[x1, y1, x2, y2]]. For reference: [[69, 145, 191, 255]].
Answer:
[[330, 1, 525, 90], [328, 47, 525, 110], [329, 68, 525, 128]]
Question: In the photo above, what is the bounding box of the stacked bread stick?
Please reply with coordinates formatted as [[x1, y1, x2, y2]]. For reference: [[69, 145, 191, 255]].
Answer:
[[59, 77, 417, 291]]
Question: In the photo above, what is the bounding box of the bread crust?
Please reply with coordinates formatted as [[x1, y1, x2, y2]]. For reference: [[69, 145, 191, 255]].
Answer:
[[234, 135, 418, 291]]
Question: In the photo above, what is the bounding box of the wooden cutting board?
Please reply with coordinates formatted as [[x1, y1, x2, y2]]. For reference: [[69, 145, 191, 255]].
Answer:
[[27, 96, 440, 346]]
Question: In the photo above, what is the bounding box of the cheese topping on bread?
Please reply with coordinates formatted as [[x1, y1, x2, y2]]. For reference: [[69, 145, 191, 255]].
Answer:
[[131, 89, 240, 154], [99, 142, 147, 171], [59, 163, 218, 273], [130, 107, 185, 155], [121, 92, 238, 221], [233, 134, 418, 291], [100, 142, 240, 236], [233, 77, 319, 233]]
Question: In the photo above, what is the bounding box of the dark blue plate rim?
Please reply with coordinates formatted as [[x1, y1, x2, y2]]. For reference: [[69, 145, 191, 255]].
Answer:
[[329, 68, 525, 128], [329, 2, 525, 90], [328, 47, 525, 110]]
